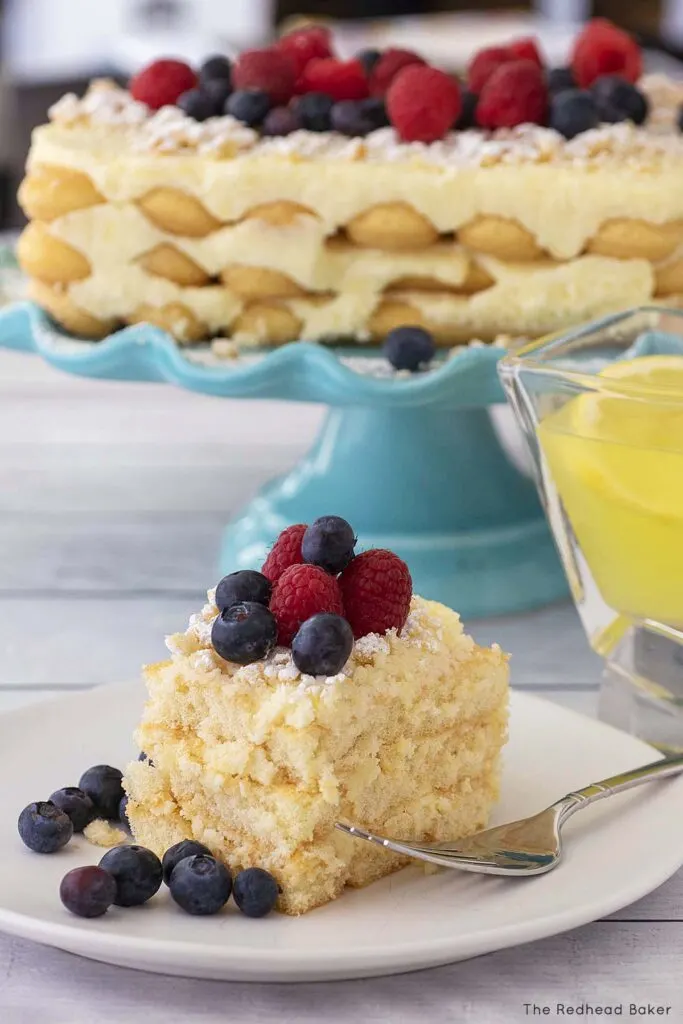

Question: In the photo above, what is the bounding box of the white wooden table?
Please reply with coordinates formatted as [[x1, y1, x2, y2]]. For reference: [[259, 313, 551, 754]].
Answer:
[[0, 350, 680, 1023]]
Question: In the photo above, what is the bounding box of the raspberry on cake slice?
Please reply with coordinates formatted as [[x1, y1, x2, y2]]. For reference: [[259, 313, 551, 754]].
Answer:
[[124, 518, 509, 915]]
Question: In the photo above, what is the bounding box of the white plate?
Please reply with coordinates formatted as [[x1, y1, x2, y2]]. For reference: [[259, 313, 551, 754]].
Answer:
[[0, 683, 681, 983]]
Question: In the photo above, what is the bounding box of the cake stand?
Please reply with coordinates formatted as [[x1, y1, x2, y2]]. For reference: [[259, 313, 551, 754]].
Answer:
[[0, 299, 567, 617]]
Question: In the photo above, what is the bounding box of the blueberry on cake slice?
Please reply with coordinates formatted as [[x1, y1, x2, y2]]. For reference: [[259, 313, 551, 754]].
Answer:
[[125, 517, 509, 915]]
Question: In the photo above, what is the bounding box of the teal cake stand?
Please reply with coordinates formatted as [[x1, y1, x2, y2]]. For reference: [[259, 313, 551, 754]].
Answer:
[[0, 300, 567, 616]]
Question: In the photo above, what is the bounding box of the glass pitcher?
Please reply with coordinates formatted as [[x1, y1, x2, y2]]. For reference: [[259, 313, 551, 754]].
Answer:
[[498, 307, 683, 752]]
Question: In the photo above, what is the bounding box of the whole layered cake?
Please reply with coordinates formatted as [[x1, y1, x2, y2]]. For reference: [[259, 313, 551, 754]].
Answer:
[[124, 517, 509, 914], [18, 17, 681, 347]]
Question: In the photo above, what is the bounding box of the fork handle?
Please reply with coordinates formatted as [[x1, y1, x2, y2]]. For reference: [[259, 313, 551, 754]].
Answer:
[[558, 752, 683, 822]]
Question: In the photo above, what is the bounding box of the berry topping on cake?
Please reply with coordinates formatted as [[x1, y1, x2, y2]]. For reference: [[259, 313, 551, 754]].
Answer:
[[571, 18, 642, 88], [226, 89, 271, 127], [331, 99, 381, 137], [18, 801, 73, 853], [369, 48, 425, 96], [550, 90, 600, 140], [508, 37, 543, 68], [591, 76, 649, 125], [215, 570, 272, 612], [262, 523, 306, 582], [466, 46, 513, 94], [99, 845, 163, 907], [78, 765, 124, 820], [211, 601, 278, 664], [60, 866, 117, 918], [276, 25, 334, 77], [233, 867, 279, 918], [130, 59, 198, 110], [302, 515, 356, 574], [262, 105, 302, 136], [477, 60, 548, 129], [292, 613, 354, 677], [169, 854, 233, 916], [177, 88, 217, 122], [48, 786, 95, 833], [162, 839, 214, 885], [387, 65, 462, 143], [297, 58, 369, 102], [356, 49, 382, 75], [270, 563, 344, 646], [548, 66, 577, 94], [384, 325, 436, 372], [293, 92, 334, 132], [201, 77, 233, 112], [456, 90, 479, 130], [340, 549, 412, 639], [199, 55, 232, 86], [232, 48, 297, 105]]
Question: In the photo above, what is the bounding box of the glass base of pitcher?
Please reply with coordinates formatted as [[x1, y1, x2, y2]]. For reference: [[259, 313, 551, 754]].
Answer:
[[599, 627, 683, 753]]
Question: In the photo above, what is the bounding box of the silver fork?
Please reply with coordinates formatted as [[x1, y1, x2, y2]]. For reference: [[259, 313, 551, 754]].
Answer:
[[336, 753, 683, 876]]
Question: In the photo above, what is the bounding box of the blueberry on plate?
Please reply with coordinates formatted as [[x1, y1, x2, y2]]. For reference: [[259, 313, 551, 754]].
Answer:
[[383, 325, 436, 372], [294, 92, 334, 132], [78, 765, 124, 820], [169, 854, 232, 915], [211, 601, 277, 665], [355, 48, 381, 74], [200, 55, 232, 86], [162, 839, 213, 885], [18, 801, 73, 853], [99, 845, 163, 907], [225, 89, 271, 127], [118, 794, 131, 833], [302, 515, 356, 574], [292, 613, 354, 677], [60, 865, 117, 919], [215, 570, 272, 612], [550, 89, 600, 140], [177, 88, 216, 122], [262, 105, 301, 137], [591, 76, 649, 126], [233, 867, 279, 918], [547, 66, 576, 94], [456, 90, 478, 130], [49, 786, 95, 833]]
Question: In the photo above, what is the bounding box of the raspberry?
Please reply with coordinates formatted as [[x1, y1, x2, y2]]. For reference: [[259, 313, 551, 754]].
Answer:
[[477, 60, 548, 129], [129, 59, 198, 110], [387, 65, 461, 143], [232, 48, 297, 105], [571, 18, 642, 88], [339, 549, 412, 639], [369, 49, 425, 97], [261, 524, 306, 584], [297, 58, 369, 102], [277, 26, 333, 76], [466, 46, 511, 95], [270, 564, 344, 646], [508, 37, 543, 68]]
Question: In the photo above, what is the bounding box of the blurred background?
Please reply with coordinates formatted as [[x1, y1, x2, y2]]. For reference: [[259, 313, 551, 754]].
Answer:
[[2, 0, 683, 228]]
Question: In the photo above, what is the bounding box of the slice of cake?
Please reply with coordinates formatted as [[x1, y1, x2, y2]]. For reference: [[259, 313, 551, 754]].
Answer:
[[16, 19, 683, 347], [125, 518, 509, 915]]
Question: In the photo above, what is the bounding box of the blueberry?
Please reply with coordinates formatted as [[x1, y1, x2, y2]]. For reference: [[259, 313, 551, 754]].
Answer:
[[202, 77, 233, 112], [233, 867, 279, 918], [262, 105, 302, 137], [302, 515, 356, 574], [549, 89, 600, 140], [99, 845, 163, 907], [18, 801, 73, 853], [177, 88, 216, 122], [138, 750, 152, 763], [356, 48, 381, 74], [211, 601, 277, 664], [49, 787, 95, 833], [60, 866, 117, 918], [200, 55, 232, 85], [215, 570, 272, 612], [678, 104, 683, 133], [226, 89, 271, 127], [292, 613, 354, 677], [456, 90, 478, 130], [169, 854, 232, 915], [360, 96, 389, 130], [78, 765, 124, 820], [384, 325, 436, 372], [591, 76, 649, 125], [162, 839, 213, 886], [331, 100, 378, 137], [294, 92, 334, 132], [547, 66, 577, 94], [118, 795, 130, 833]]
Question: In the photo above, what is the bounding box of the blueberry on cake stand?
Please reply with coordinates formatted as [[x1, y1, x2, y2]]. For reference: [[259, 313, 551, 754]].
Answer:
[[0, 299, 566, 616]]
